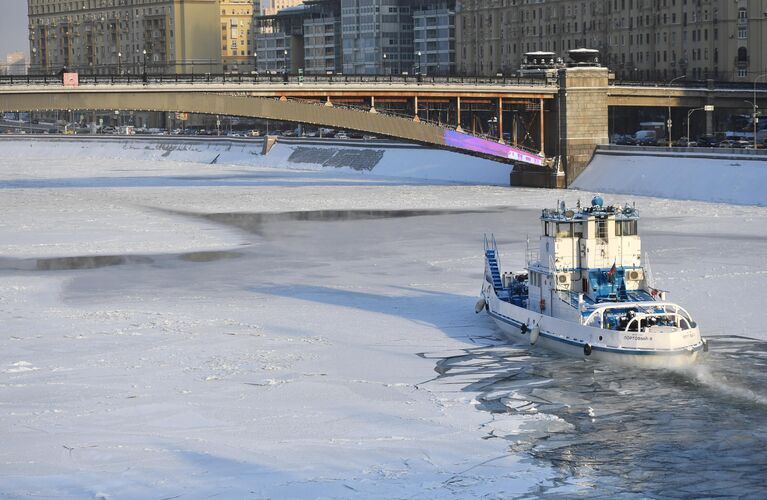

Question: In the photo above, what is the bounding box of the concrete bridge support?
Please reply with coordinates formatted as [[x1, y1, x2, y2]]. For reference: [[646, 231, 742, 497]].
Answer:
[[511, 66, 609, 188], [558, 67, 610, 184]]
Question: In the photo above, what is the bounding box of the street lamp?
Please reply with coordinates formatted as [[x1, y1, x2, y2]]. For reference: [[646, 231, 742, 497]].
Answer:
[[383, 53, 387, 75], [752, 73, 767, 148], [686, 105, 714, 147], [687, 107, 703, 147], [283, 49, 288, 73], [117, 52, 121, 75], [416, 50, 422, 75], [667, 75, 687, 145], [142, 49, 147, 81]]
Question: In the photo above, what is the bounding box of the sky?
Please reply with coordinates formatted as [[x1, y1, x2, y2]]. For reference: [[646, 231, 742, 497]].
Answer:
[[0, 1, 29, 58]]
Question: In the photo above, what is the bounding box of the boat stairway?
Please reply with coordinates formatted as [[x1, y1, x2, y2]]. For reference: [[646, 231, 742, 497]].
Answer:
[[484, 249, 505, 290]]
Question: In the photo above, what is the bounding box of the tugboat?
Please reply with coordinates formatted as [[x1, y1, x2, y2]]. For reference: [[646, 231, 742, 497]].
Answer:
[[477, 197, 706, 367]]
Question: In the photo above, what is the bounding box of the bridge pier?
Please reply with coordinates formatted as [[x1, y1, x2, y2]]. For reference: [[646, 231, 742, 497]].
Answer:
[[511, 67, 607, 189], [558, 66, 610, 184]]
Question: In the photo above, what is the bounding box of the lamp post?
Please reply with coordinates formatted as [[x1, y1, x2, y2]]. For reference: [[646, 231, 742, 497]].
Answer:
[[687, 105, 714, 147], [31, 47, 37, 74], [687, 107, 704, 147], [752, 73, 767, 148], [416, 50, 422, 75], [283, 49, 288, 73], [117, 52, 121, 75], [142, 49, 147, 81], [383, 53, 387, 75], [667, 75, 687, 145]]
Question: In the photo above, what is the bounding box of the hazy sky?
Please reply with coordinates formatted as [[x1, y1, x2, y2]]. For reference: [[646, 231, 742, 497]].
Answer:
[[0, 2, 29, 58]]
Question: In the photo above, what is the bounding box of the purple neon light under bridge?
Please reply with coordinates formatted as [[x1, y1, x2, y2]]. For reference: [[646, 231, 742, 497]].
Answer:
[[444, 130, 544, 166]]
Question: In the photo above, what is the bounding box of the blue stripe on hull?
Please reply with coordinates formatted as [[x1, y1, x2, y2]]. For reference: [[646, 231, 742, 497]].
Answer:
[[486, 306, 704, 357]]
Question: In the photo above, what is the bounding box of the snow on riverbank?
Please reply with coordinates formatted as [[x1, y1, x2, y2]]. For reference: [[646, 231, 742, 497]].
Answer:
[[573, 149, 767, 205], [0, 136, 514, 185]]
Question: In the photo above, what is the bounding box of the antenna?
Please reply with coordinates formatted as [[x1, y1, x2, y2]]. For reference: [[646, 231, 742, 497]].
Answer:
[[644, 252, 655, 289]]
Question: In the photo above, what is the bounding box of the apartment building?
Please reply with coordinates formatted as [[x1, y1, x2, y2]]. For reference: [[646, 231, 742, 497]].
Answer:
[[303, 0, 342, 74], [341, 0, 414, 75], [221, 0, 255, 72], [456, 0, 767, 82], [27, 0, 222, 75], [254, 4, 306, 73], [254, 0, 341, 73], [412, 0, 455, 76]]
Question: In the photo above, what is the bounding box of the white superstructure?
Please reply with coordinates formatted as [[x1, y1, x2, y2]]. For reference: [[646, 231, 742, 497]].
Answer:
[[478, 197, 706, 367]]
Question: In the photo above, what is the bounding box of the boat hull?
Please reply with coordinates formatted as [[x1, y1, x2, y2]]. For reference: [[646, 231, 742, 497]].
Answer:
[[482, 281, 704, 369]]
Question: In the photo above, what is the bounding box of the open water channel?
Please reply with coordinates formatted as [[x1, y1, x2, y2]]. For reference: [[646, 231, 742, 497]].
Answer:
[[198, 207, 767, 497]]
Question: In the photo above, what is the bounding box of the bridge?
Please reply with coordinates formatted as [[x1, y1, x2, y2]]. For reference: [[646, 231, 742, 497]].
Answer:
[[0, 73, 554, 168], [1, 71, 765, 186]]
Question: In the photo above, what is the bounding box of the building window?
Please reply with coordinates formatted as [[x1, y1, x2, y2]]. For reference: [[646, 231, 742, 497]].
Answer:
[[738, 26, 747, 39]]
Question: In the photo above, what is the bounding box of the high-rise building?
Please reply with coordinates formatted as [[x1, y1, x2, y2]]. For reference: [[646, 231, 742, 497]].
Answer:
[[341, 0, 414, 75], [456, 0, 767, 82], [254, 4, 307, 73], [221, 0, 256, 73], [412, 0, 455, 76], [302, 0, 342, 74], [254, 0, 341, 74], [27, 0, 222, 75]]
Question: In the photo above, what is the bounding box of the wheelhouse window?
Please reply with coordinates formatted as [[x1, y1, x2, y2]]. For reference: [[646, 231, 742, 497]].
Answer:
[[596, 217, 608, 240], [556, 222, 573, 238], [616, 220, 638, 236]]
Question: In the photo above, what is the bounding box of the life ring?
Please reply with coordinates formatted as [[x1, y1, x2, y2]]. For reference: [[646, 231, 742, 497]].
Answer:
[[539, 298, 546, 312], [583, 343, 592, 356]]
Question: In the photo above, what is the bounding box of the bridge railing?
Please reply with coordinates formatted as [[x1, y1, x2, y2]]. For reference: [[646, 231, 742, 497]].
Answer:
[[611, 79, 767, 91], [0, 72, 553, 88]]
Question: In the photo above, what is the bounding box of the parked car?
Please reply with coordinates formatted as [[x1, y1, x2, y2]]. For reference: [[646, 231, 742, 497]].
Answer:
[[335, 131, 349, 139], [674, 137, 698, 147], [718, 139, 737, 148], [613, 134, 636, 146], [634, 130, 657, 146], [696, 135, 719, 147]]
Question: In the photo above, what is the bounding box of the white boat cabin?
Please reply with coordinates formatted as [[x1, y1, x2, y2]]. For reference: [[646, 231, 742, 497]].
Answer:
[[527, 197, 652, 316]]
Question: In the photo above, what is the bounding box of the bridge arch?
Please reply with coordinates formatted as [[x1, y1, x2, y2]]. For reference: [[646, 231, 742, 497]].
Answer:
[[0, 89, 545, 166]]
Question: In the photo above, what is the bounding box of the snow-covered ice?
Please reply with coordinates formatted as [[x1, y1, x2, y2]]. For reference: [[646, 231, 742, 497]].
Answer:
[[573, 150, 767, 206], [2, 140, 767, 498]]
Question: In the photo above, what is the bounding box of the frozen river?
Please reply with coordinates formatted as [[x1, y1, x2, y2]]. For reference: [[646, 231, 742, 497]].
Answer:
[[1, 154, 767, 498]]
